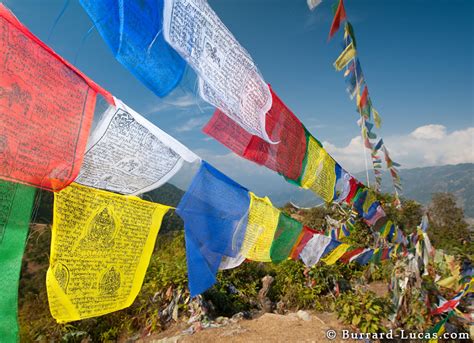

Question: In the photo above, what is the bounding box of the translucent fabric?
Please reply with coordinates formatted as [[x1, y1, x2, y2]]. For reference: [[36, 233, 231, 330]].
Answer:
[[0, 5, 112, 191], [300, 135, 337, 202], [300, 234, 332, 267], [241, 193, 280, 262], [0, 180, 35, 342], [80, 0, 186, 97], [163, 0, 273, 142], [203, 87, 307, 181], [76, 97, 199, 195], [47, 183, 170, 322], [176, 161, 250, 296], [270, 213, 303, 263]]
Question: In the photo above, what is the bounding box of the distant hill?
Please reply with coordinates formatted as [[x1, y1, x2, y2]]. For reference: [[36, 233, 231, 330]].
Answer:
[[355, 163, 474, 217], [268, 163, 474, 218]]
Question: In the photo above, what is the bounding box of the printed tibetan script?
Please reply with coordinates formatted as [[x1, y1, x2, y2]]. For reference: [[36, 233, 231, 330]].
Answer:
[[0, 7, 96, 190], [163, 0, 273, 142], [76, 99, 198, 195], [47, 183, 170, 322]]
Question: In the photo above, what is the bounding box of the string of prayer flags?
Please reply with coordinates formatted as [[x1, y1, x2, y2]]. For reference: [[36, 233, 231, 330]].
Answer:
[[0, 180, 35, 342], [47, 183, 170, 322], [79, 0, 186, 97], [0, 4, 112, 191], [328, 0, 347, 40], [203, 86, 307, 181], [76, 97, 199, 195], [163, 0, 274, 143], [176, 161, 251, 297]]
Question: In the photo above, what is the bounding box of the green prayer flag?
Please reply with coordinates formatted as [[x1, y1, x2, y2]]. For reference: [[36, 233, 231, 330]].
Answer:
[[0, 180, 35, 343], [270, 213, 303, 263], [345, 22, 357, 48]]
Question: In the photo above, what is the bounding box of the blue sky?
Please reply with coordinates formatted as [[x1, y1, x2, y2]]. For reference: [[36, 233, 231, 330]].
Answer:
[[4, 0, 473, 199]]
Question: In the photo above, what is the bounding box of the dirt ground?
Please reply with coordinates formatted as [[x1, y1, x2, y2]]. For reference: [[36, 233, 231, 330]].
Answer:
[[142, 311, 358, 343], [139, 282, 389, 343]]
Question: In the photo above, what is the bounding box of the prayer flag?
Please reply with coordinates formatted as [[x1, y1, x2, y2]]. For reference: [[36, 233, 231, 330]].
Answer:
[[0, 180, 35, 342], [176, 161, 250, 296], [242, 193, 280, 262], [300, 135, 337, 202], [270, 213, 303, 263], [47, 183, 170, 322], [328, 0, 347, 39], [333, 42, 356, 71], [163, 0, 273, 142], [300, 234, 332, 267], [203, 87, 307, 181], [76, 97, 199, 194], [0, 4, 112, 191], [80, 0, 186, 97]]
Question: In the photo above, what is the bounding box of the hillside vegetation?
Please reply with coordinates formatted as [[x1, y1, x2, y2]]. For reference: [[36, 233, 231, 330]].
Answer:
[[18, 190, 472, 342]]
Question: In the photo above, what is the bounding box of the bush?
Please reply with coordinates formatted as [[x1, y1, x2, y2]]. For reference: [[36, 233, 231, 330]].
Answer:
[[335, 290, 392, 333]]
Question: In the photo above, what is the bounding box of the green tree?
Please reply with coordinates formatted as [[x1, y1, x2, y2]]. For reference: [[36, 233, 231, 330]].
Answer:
[[427, 192, 472, 256]]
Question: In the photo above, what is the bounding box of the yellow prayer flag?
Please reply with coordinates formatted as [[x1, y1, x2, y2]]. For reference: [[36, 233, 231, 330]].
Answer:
[[301, 136, 337, 203], [333, 42, 356, 71], [47, 183, 170, 323], [363, 190, 377, 214], [241, 193, 280, 262], [381, 220, 392, 238], [321, 243, 350, 265], [373, 108, 382, 128]]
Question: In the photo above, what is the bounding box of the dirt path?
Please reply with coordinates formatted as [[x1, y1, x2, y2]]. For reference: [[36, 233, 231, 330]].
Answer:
[[142, 311, 357, 343]]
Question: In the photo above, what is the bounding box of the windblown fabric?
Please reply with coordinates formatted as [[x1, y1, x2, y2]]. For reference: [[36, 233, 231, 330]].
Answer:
[[0, 5, 112, 191], [321, 243, 350, 265], [76, 97, 199, 194], [176, 161, 250, 296], [47, 183, 169, 322], [299, 234, 332, 267], [307, 0, 323, 11], [241, 193, 280, 262], [333, 42, 356, 71], [270, 213, 303, 263], [163, 0, 273, 142], [0, 180, 35, 342], [300, 135, 337, 202], [328, 0, 347, 39], [203, 87, 307, 181], [80, 0, 186, 97]]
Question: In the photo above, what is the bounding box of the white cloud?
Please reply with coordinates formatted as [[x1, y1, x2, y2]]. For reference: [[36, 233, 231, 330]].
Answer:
[[410, 124, 446, 140], [146, 92, 212, 114], [324, 124, 474, 173], [175, 116, 209, 133]]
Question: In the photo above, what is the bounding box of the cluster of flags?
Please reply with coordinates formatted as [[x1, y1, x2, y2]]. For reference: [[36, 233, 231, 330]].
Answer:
[[328, 0, 402, 200]]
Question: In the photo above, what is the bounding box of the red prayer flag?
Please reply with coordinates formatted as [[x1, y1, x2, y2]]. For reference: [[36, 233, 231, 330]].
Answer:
[[339, 247, 365, 264], [203, 86, 307, 181], [359, 85, 369, 109], [290, 226, 323, 260], [328, 0, 347, 40], [0, 5, 112, 191]]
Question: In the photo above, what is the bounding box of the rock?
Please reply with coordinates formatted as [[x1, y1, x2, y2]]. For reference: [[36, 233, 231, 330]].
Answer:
[[296, 310, 311, 321], [215, 316, 229, 324]]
